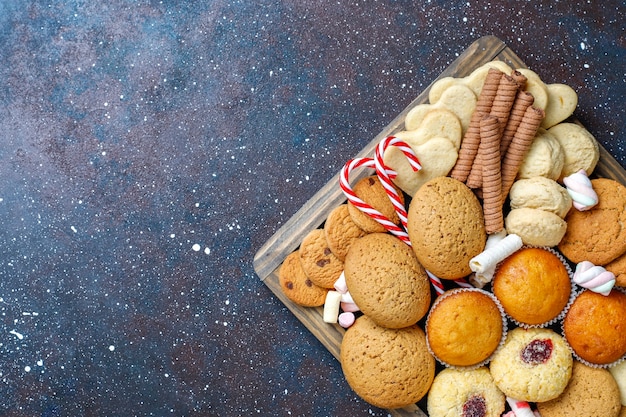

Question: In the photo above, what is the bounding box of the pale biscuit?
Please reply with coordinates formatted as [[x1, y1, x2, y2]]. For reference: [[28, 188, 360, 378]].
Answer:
[[509, 176, 572, 218], [384, 136, 458, 197], [548, 122, 600, 181], [542, 83, 578, 129], [428, 76, 457, 105], [505, 207, 567, 247], [406, 84, 477, 133], [323, 204, 366, 261], [609, 359, 626, 406], [395, 108, 462, 149], [516, 128, 565, 181], [516, 68, 549, 110], [606, 251, 626, 287]]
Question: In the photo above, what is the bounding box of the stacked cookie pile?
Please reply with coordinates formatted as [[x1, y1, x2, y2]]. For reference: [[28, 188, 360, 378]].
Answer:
[[277, 61, 626, 416]]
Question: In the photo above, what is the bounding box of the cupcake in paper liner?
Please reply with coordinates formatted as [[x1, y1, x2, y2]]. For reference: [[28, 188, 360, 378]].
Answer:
[[561, 286, 626, 369], [425, 287, 507, 370], [491, 246, 575, 328]]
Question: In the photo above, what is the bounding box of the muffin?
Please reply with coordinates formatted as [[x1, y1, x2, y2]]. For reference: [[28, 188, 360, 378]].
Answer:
[[537, 361, 621, 417], [340, 315, 435, 409], [492, 247, 572, 327], [489, 327, 573, 402], [427, 367, 505, 417], [344, 232, 431, 329], [562, 289, 626, 366], [426, 288, 505, 367]]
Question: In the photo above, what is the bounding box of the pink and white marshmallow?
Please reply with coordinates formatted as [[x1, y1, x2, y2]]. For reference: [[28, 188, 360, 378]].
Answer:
[[563, 169, 598, 211], [506, 397, 540, 417], [573, 260, 616, 296]]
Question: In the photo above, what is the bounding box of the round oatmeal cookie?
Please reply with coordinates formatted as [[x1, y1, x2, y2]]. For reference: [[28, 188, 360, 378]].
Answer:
[[537, 361, 621, 417], [278, 250, 328, 307], [606, 251, 626, 288], [427, 367, 505, 417], [558, 178, 626, 265], [489, 327, 573, 402], [340, 315, 435, 409], [323, 204, 366, 261], [298, 228, 343, 289], [344, 233, 431, 328], [347, 175, 405, 233]]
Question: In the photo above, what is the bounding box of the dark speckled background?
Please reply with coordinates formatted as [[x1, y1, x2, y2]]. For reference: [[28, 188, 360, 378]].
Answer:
[[0, 1, 624, 416]]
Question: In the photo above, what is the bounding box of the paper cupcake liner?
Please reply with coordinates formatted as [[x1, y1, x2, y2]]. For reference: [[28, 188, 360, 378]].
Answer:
[[425, 287, 508, 370], [560, 286, 626, 369], [493, 245, 575, 329]]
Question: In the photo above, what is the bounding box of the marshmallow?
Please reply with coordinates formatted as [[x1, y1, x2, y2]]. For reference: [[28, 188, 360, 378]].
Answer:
[[333, 272, 348, 294], [563, 169, 598, 211], [573, 260, 616, 296], [338, 312, 356, 328], [323, 291, 342, 323]]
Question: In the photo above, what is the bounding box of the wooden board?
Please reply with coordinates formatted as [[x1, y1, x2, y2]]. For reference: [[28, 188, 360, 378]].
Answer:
[[253, 35, 626, 416]]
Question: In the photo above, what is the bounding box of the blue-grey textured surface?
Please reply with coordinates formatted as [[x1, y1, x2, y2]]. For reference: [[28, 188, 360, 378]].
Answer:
[[0, 1, 624, 416]]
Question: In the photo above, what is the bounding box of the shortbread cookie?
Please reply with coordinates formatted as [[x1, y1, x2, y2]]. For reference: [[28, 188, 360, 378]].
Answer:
[[609, 359, 626, 406], [516, 128, 565, 181], [558, 178, 626, 265], [323, 204, 366, 261], [407, 176, 486, 279], [509, 176, 572, 218], [537, 361, 621, 417], [548, 122, 599, 181], [279, 250, 328, 307], [340, 315, 435, 409], [406, 84, 476, 133], [606, 251, 626, 287], [344, 233, 431, 328], [516, 68, 549, 110], [505, 207, 567, 247], [298, 228, 343, 288], [542, 83, 578, 129], [464, 60, 514, 97], [395, 108, 463, 149], [347, 175, 404, 233]]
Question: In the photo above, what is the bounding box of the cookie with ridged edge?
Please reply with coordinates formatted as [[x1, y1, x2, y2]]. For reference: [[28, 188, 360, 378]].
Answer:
[[340, 315, 435, 409], [298, 228, 343, 289], [427, 367, 505, 417], [347, 175, 404, 233], [344, 232, 431, 329], [278, 250, 328, 307], [407, 176, 486, 279], [323, 204, 366, 262], [537, 361, 621, 417], [558, 178, 626, 265]]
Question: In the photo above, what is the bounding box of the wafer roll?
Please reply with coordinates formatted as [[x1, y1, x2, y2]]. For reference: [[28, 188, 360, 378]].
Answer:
[[510, 70, 527, 90], [489, 74, 519, 132], [478, 115, 504, 234], [500, 91, 535, 156], [500, 106, 545, 200], [450, 68, 503, 183]]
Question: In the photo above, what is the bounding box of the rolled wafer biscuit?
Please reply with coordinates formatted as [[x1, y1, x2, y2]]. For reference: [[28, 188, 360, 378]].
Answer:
[[450, 68, 503, 183], [510, 70, 528, 89], [479, 115, 504, 233], [500, 91, 535, 156], [501, 106, 545, 200], [470, 233, 523, 278], [469, 229, 507, 288]]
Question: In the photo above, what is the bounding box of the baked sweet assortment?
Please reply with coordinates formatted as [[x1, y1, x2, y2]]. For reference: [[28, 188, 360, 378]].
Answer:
[[278, 250, 328, 307], [427, 367, 505, 417], [344, 232, 431, 328], [425, 288, 505, 367], [492, 247, 572, 327], [536, 361, 622, 417], [340, 315, 435, 409], [489, 327, 573, 402], [562, 289, 626, 366]]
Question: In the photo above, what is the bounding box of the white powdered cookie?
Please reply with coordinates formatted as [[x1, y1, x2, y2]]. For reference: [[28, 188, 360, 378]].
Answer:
[[517, 128, 565, 181], [548, 122, 600, 180], [505, 207, 568, 247], [509, 177, 573, 218], [516, 68, 549, 110], [542, 83, 578, 129]]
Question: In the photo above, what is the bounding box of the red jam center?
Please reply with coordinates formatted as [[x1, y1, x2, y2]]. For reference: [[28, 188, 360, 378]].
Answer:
[[520, 338, 553, 365], [462, 395, 487, 417]]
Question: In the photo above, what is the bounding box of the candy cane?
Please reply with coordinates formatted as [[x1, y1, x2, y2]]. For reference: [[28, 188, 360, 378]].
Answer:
[[425, 270, 445, 296], [506, 397, 537, 417], [374, 136, 421, 230], [340, 157, 411, 244]]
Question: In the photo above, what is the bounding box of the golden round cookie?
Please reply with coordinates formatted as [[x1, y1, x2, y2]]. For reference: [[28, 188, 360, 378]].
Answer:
[[492, 247, 571, 326], [347, 175, 405, 233], [620, 407, 626, 417], [489, 328, 573, 402], [340, 315, 435, 409], [562, 289, 626, 365], [427, 367, 505, 417], [547, 122, 599, 181], [278, 250, 328, 307], [344, 233, 431, 328], [323, 204, 366, 261], [426, 288, 504, 367], [537, 361, 621, 417], [298, 228, 343, 289], [606, 251, 626, 288], [407, 176, 486, 279], [558, 178, 626, 265]]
